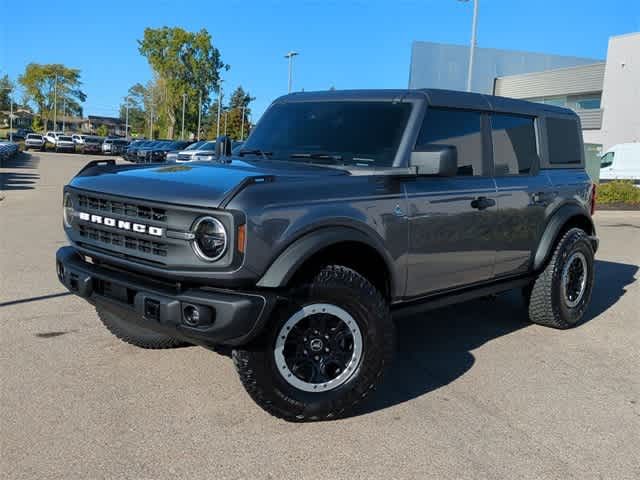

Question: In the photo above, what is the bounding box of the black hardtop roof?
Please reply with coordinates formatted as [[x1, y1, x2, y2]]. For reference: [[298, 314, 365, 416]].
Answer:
[[276, 88, 576, 118]]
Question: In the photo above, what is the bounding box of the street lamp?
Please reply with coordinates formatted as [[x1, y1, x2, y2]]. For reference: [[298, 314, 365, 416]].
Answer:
[[284, 51, 299, 93], [181, 93, 187, 140], [458, 0, 479, 92]]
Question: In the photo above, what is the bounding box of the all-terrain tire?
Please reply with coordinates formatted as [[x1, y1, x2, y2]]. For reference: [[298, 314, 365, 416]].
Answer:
[[233, 265, 395, 421], [96, 306, 186, 349], [527, 228, 595, 329]]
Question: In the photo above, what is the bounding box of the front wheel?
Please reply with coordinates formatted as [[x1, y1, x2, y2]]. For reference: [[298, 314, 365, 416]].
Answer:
[[233, 265, 395, 421], [526, 228, 595, 329]]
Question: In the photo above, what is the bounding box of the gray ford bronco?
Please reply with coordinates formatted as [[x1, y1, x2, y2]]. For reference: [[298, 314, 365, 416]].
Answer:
[[56, 89, 598, 421]]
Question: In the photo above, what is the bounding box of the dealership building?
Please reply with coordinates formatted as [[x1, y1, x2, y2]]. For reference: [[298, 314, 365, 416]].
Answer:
[[409, 32, 640, 154]]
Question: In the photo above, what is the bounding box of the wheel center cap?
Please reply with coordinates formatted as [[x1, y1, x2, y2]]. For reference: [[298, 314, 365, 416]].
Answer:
[[309, 338, 324, 352]]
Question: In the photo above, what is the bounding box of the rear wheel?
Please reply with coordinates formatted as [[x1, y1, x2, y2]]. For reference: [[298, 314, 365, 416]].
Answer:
[[526, 228, 595, 329], [233, 265, 395, 421], [96, 306, 186, 349]]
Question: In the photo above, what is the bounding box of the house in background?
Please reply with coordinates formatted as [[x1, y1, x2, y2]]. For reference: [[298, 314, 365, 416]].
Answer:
[[83, 115, 126, 136], [0, 108, 34, 130]]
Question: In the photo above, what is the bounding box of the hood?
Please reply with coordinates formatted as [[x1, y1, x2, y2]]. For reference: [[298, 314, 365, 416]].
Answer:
[[68, 158, 348, 208]]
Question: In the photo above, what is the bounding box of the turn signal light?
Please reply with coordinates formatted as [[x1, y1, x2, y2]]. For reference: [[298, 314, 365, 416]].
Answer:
[[237, 224, 246, 254]]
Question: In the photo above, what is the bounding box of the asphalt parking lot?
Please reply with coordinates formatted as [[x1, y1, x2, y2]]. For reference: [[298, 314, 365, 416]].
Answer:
[[1, 151, 639, 480]]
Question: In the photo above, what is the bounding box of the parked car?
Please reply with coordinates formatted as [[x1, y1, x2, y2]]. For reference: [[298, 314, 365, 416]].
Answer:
[[600, 143, 640, 183], [174, 141, 216, 162], [123, 140, 153, 162], [166, 140, 208, 162], [0, 141, 19, 160], [72, 134, 87, 145], [44, 131, 66, 148], [79, 136, 104, 154], [101, 138, 115, 154], [24, 133, 46, 151], [10, 128, 34, 141], [56, 88, 598, 421], [55, 135, 76, 152], [110, 139, 130, 156], [135, 140, 191, 163]]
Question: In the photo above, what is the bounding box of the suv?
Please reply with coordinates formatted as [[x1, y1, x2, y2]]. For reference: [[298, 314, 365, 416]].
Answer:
[[24, 133, 45, 151], [56, 89, 598, 421]]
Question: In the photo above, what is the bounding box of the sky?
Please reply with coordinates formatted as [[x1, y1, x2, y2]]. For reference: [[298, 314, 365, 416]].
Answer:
[[1, 0, 638, 121]]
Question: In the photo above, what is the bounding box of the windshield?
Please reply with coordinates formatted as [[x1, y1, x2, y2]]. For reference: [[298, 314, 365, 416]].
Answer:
[[185, 141, 206, 150], [27, 134, 42, 139], [240, 101, 412, 167], [59, 136, 72, 141]]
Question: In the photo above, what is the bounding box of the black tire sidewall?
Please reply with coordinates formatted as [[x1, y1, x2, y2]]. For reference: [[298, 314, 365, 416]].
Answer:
[[236, 268, 393, 420], [552, 233, 595, 326]]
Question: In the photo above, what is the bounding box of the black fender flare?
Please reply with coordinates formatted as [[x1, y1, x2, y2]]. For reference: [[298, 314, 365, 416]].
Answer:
[[256, 226, 398, 295], [532, 203, 595, 271]]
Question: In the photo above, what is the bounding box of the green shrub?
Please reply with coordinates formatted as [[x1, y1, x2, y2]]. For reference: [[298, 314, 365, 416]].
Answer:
[[597, 180, 640, 205]]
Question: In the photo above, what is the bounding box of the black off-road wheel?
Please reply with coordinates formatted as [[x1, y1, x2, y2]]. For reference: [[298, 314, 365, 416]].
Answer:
[[526, 228, 595, 329], [232, 265, 395, 422], [96, 306, 186, 349]]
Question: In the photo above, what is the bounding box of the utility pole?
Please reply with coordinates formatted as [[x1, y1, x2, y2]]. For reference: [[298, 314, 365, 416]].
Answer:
[[459, 0, 479, 92], [216, 88, 222, 137], [53, 74, 58, 131], [284, 51, 299, 93], [149, 104, 154, 139], [224, 111, 228, 136], [197, 91, 202, 141], [62, 98, 66, 132], [240, 105, 246, 140], [125, 96, 130, 140], [181, 92, 187, 140]]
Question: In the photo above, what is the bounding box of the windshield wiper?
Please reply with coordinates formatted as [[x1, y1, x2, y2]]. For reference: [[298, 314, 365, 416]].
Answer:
[[238, 148, 273, 160], [289, 152, 344, 164]]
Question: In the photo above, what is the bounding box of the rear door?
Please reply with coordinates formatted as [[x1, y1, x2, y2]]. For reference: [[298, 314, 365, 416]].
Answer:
[[490, 113, 551, 277], [403, 107, 498, 297]]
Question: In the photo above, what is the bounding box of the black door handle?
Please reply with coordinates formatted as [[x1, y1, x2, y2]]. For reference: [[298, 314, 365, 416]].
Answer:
[[471, 196, 495, 210]]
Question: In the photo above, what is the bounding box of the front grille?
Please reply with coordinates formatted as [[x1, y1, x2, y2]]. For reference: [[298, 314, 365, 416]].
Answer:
[[177, 153, 191, 161], [79, 224, 168, 257], [77, 194, 167, 222]]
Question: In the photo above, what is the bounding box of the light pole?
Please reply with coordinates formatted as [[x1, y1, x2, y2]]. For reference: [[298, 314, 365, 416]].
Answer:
[[197, 91, 202, 141], [62, 98, 66, 132], [53, 74, 58, 130], [125, 96, 130, 139], [240, 105, 246, 140], [149, 104, 154, 139], [181, 92, 187, 140], [216, 87, 222, 137], [284, 51, 299, 93], [459, 0, 479, 92]]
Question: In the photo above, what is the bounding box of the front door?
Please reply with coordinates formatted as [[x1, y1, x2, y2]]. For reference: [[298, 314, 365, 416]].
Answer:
[[404, 107, 498, 298]]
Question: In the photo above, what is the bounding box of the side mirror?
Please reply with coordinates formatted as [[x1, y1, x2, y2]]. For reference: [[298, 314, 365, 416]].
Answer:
[[410, 145, 457, 176], [215, 135, 233, 158]]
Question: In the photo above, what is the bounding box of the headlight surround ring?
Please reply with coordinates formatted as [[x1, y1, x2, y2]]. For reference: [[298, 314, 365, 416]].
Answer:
[[191, 216, 228, 262], [63, 192, 75, 228]]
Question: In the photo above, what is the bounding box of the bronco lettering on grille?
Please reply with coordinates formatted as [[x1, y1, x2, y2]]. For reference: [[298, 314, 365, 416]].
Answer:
[[78, 212, 163, 237]]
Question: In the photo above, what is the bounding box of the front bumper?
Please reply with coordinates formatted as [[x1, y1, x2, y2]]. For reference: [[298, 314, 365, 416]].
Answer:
[[56, 246, 277, 347]]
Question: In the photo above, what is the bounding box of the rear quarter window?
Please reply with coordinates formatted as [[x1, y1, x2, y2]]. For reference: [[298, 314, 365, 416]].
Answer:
[[546, 117, 582, 165]]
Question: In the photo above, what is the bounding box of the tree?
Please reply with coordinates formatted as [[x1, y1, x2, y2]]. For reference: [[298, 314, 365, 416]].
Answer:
[[207, 86, 255, 140], [0, 74, 13, 111], [119, 82, 150, 136], [96, 125, 108, 137], [18, 63, 86, 130], [138, 27, 227, 139]]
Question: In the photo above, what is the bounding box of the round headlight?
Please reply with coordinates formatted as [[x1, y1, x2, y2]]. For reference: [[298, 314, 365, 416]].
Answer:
[[63, 192, 74, 228], [192, 216, 228, 261]]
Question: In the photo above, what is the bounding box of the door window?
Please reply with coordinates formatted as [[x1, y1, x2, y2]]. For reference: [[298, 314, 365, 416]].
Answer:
[[490, 114, 538, 175], [416, 108, 483, 176]]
